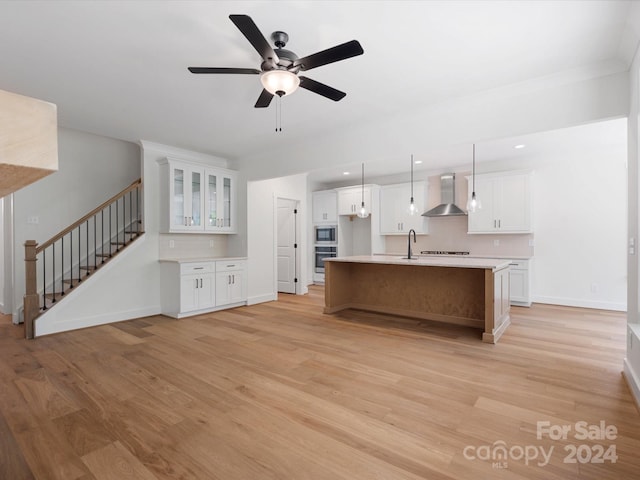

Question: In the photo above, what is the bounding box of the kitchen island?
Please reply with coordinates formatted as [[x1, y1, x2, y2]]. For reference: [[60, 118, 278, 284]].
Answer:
[[324, 255, 511, 343]]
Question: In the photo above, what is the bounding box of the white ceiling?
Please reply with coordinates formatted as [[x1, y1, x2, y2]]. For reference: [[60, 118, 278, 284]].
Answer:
[[0, 1, 635, 183]]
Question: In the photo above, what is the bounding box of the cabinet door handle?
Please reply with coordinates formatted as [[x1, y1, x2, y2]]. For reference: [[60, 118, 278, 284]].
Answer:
[[193, 267, 204, 270], [232, 274, 235, 284], [494, 219, 497, 228], [228, 275, 231, 285], [498, 219, 501, 228], [200, 278, 203, 288], [195, 279, 198, 289]]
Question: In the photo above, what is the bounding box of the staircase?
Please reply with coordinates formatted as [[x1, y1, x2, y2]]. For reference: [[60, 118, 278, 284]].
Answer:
[[23, 179, 144, 338]]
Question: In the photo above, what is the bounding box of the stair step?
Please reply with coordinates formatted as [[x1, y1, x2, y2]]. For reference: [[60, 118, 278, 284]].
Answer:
[[44, 292, 65, 300], [95, 253, 112, 258], [110, 241, 126, 245], [62, 278, 83, 285], [79, 265, 97, 271]]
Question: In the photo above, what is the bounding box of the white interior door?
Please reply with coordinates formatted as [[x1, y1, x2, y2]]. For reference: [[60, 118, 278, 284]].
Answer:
[[277, 198, 297, 294]]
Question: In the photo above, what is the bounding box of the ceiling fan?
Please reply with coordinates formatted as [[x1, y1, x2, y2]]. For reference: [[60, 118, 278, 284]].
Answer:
[[188, 14, 364, 108]]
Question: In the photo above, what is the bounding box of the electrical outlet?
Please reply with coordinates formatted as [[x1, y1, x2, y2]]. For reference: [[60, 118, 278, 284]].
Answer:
[[590, 283, 598, 294], [27, 216, 39, 224], [209, 240, 215, 248], [528, 239, 535, 247], [169, 240, 175, 248], [493, 239, 500, 247]]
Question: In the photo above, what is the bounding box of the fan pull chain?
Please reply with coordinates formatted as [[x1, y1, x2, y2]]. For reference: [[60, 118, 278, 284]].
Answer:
[[274, 96, 283, 133]]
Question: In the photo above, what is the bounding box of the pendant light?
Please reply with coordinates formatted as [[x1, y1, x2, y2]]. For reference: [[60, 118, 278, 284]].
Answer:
[[467, 143, 482, 212], [357, 163, 369, 218], [408, 154, 418, 215]]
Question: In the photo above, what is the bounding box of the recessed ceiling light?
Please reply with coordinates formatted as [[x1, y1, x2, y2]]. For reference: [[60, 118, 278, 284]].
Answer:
[[343, 171, 350, 175], [414, 160, 423, 164], [514, 144, 526, 149]]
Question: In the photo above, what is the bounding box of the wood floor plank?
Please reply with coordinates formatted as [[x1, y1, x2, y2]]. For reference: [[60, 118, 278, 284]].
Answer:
[[0, 286, 638, 479], [0, 408, 35, 480], [81, 441, 159, 480]]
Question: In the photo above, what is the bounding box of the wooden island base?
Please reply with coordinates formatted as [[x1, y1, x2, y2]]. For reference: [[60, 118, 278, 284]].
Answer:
[[324, 257, 511, 343]]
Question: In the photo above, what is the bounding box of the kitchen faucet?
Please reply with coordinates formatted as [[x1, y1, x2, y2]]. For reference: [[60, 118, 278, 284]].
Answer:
[[407, 229, 416, 259]]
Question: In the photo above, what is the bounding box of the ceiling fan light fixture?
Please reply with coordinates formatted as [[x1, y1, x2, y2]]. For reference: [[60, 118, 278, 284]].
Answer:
[[260, 70, 300, 96]]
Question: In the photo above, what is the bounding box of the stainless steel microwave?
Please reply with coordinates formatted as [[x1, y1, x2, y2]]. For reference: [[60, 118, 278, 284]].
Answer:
[[314, 225, 337, 244]]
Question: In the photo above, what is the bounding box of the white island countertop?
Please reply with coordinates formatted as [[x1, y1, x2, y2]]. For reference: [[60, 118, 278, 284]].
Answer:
[[326, 255, 510, 271]]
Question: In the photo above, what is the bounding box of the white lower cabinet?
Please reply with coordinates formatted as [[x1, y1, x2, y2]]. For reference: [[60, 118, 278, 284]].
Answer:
[[180, 271, 215, 313], [160, 259, 247, 318], [509, 259, 532, 307], [215, 260, 247, 307]]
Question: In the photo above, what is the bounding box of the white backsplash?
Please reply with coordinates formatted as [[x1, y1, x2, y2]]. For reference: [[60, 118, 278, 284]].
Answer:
[[384, 215, 534, 258], [159, 233, 228, 259]]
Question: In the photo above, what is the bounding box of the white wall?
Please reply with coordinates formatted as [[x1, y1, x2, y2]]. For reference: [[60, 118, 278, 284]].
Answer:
[[12, 127, 140, 321], [532, 143, 627, 311], [247, 173, 309, 305]]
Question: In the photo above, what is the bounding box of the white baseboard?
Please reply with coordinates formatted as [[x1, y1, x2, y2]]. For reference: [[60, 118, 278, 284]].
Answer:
[[532, 295, 626, 312], [35, 306, 161, 337], [247, 293, 277, 305]]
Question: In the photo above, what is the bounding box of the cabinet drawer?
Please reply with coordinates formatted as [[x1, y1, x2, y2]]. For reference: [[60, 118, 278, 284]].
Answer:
[[216, 260, 246, 272], [180, 262, 215, 275], [509, 260, 528, 270]]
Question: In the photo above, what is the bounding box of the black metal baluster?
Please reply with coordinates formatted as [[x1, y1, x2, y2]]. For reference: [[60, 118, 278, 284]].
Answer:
[[70, 229, 73, 285], [78, 225, 82, 281], [61, 236, 65, 294], [52, 243, 56, 304], [42, 249, 47, 310], [101, 209, 105, 264], [136, 186, 140, 233], [128, 191, 131, 242], [116, 197, 119, 251], [86, 220, 89, 273], [109, 204, 112, 258]]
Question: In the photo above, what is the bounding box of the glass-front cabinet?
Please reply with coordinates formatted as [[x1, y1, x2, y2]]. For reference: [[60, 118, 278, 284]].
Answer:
[[168, 163, 203, 231], [204, 169, 235, 233], [159, 157, 237, 234]]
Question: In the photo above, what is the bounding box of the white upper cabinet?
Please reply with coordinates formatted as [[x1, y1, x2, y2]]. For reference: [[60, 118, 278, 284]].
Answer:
[[166, 162, 204, 232], [204, 169, 236, 233], [337, 185, 372, 215], [159, 158, 237, 234], [379, 182, 428, 234], [312, 190, 338, 223], [467, 171, 533, 234]]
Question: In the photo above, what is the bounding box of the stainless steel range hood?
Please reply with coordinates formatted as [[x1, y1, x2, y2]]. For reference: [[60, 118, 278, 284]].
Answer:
[[421, 173, 467, 217]]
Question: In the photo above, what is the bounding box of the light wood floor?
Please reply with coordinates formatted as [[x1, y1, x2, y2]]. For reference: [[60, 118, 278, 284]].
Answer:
[[1, 286, 639, 479]]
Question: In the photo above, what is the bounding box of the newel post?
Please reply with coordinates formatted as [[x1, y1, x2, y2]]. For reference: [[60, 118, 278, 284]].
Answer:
[[23, 240, 39, 339]]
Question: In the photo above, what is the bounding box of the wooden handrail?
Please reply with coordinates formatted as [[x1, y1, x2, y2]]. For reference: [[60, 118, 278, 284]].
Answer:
[[36, 179, 142, 253]]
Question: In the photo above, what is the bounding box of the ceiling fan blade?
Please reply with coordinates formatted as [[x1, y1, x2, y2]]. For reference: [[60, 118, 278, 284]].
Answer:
[[254, 89, 274, 108], [229, 14, 279, 65], [293, 40, 363, 71], [188, 67, 261, 74], [299, 76, 346, 101]]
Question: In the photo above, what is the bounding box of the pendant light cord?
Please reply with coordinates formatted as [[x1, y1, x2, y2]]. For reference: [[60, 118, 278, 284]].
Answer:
[[472, 143, 476, 192], [361, 163, 365, 204], [410, 154, 414, 198]]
